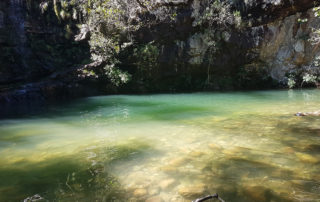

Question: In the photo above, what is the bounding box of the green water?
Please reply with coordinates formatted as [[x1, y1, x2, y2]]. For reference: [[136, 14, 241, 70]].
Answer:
[[1, 90, 320, 201]]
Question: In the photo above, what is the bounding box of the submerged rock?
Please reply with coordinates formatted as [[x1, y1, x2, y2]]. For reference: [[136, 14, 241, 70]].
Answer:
[[160, 166, 178, 174], [178, 184, 206, 199], [145, 196, 164, 202], [189, 151, 205, 158], [242, 186, 271, 202], [159, 178, 176, 190], [303, 144, 320, 152], [133, 188, 147, 197], [282, 147, 295, 154], [208, 143, 222, 150], [168, 157, 189, 167], [295, 152, 319, 164], [148, 187, 160, 196]]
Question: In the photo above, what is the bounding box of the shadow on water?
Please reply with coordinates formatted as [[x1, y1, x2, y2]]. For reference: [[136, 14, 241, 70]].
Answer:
[[159, 140, 320, 201], [0, 97, 161, 120], [144, 105, 210, 121], [0, 140, 154, 202], [0, 157, 125, 202], [279, 118, 320, 135], [199, 155, 308, 201], [0, 125, 50, 146], [302, 144, 320, 153], [1, 96, 213, 124], [274, 117, 320, 149]]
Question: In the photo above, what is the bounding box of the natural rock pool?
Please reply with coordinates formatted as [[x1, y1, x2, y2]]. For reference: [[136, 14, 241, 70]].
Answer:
[[1, 90, 320, 201]]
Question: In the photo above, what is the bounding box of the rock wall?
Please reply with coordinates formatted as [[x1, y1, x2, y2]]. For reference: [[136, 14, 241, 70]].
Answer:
[[120, 0, 320, 91], [0, 0, 29, 84], [0, 0, 320, 106], [254, 9, 320, 83], [0, 0, 95, 107]]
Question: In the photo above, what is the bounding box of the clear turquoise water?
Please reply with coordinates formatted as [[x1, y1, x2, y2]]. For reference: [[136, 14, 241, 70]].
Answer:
[[1, 90, 320, 201]]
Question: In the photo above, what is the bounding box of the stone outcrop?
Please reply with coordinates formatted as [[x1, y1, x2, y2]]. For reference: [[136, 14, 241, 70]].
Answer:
[[249, 8, 320, 84]]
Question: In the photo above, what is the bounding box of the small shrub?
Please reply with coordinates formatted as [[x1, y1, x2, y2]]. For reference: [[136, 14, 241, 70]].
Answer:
[[301, 73, 318, 87], [287, 76, 296, 89]]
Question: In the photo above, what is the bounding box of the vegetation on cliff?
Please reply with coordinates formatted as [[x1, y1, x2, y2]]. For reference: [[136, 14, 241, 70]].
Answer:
[[2, 0, 320, 103], [42, 0, 245, 90], [286, 7, 320, 89]]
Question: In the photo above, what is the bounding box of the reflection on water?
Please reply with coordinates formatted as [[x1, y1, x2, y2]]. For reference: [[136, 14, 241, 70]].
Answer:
[[1, 90, 320, 201]]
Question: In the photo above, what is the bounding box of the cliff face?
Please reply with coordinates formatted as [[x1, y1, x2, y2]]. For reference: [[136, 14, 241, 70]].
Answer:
[[254, 9, 320, 82], [122, 0, 320, 91], [0, 0, 93, 105], [0, 0, 31, 84], [0, 0, 319, 104]]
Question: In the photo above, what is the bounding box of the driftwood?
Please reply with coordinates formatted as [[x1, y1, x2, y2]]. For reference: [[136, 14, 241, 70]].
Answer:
[[295, 110, 320, 116], [23, 194, 46, 202], [75, 24, 90, 41], [193, 193, 225, 202]]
